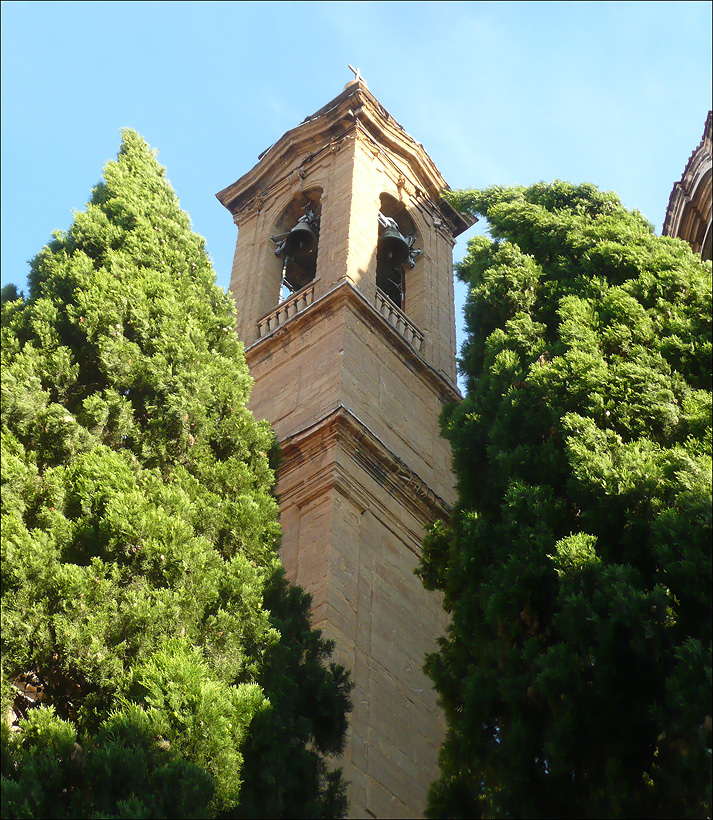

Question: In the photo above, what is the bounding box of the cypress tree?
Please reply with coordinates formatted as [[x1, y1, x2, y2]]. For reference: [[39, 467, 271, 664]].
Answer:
[[1, 130, 351, 818], [418, 182, 712, 819]]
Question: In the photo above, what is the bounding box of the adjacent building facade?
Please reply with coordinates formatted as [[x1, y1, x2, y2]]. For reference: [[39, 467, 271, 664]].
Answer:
[[663, 110, 712, 261], [217, 78, 474, 818]]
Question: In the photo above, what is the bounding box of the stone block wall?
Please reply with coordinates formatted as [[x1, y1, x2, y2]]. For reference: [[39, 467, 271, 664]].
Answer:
[[245, 283, 455, 818]]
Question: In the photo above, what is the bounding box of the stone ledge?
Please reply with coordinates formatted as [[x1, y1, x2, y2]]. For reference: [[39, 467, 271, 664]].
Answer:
[[246, 280, 461, 404], [276, 403, 452, 535]]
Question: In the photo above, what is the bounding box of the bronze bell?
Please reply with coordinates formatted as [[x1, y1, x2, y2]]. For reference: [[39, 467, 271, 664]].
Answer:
[[378, 226, 411, 268], [284, 220, 319, 261]]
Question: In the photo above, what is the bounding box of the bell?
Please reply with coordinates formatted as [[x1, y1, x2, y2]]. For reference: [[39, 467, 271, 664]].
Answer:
[[378, 227, 410, 268], [284, 220, 319, 260]]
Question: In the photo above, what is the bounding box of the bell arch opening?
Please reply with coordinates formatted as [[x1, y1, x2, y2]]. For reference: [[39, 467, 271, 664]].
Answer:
[[271, 188, 322, 303], [376, 193, 419, 311]]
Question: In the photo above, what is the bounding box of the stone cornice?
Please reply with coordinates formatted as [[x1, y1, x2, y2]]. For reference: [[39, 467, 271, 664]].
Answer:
[[245, 279, 462, 405], [216, 80, 475, 238], [276, 403, 452, 539]]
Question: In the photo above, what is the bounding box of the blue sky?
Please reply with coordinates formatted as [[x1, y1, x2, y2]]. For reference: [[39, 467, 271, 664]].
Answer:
[[2, 0, 711, 369]]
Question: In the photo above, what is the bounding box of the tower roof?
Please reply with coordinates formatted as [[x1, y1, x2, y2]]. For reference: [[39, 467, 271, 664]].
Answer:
[[216, 80, 475, 237]]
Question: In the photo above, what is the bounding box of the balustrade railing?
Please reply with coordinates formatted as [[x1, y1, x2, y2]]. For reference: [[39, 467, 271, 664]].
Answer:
[[257, 284, 423, 352], [375, 287, 424, 352], [257, 284, 315, 338]]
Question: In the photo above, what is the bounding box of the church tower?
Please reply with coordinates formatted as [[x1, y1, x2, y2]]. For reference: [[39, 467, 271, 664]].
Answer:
[[217, 76, 474, 819]]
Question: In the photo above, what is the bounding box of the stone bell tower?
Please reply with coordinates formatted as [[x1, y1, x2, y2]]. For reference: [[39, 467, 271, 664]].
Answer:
[[217, 76, 474, 819]]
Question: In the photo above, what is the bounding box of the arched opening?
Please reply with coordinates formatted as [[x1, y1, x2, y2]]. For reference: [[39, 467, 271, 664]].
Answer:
[[271, 189, 322, 303], [376, 194, 420, 311], [662, 112, 712, 261]]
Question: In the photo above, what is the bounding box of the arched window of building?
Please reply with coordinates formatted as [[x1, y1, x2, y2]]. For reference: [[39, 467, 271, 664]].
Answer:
[[663, 111, 712, 261], [376, 194, 421, 311], [271, 189, 322, 302]]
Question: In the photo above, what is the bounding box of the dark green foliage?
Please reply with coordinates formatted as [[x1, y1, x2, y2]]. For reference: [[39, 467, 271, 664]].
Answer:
[[418, 182, 712, 819], [1, 284, 24, 306], [1, 130, 350, 818], [226, 568, 353, 820]]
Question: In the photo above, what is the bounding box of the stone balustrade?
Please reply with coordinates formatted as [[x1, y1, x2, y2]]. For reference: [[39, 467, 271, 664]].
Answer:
[[257, 283, 424, 353], [257, 284, 315, 337], [375, 287, 424, 352]]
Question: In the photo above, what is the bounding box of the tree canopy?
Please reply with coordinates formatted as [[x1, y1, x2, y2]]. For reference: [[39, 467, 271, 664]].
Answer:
[[418, 182, 712, 819], [1, 130, 351, 818]]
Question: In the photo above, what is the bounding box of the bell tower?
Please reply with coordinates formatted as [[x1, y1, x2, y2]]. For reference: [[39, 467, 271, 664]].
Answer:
[[217, 76, 474, 819]]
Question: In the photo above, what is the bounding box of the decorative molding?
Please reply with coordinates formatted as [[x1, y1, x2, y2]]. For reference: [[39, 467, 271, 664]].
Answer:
[[276, 404, 452, 545]]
